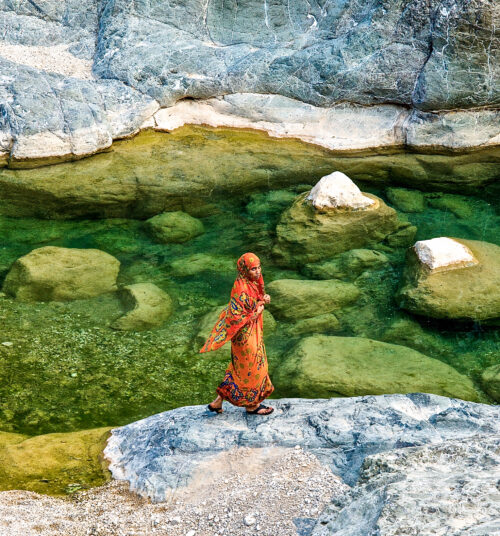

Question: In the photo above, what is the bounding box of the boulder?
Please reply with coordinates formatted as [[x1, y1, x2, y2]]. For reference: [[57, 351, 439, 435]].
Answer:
[[285, 313, 341, 336], [104, 394, 500, 502], [273, 335, 479, 401], [397, 238, 500, 321], [266, 279, 360, 321], [2, 246, 120, 301], [145, 211, 204, 244], [111, 283, 173, 331], [169, 253, 235, 277], [426, 193, 474, 219], [481, 364, 500, 403], [273, 188, 409, 267], [0, 427, 111, 496], [386, 187, 425, 213], [304, 249, 389, 280]]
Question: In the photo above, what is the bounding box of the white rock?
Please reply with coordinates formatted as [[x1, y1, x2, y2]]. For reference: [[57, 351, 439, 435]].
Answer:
[[243, 514, 256, 526], [1, 342, 13, 347], [306, 172, 375, 210], [186, 531, 196, 536], [414, 237, 479, 271]]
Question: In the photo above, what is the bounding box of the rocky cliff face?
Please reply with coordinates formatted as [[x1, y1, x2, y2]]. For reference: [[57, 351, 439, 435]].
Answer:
[[0, 0, 498, 163]]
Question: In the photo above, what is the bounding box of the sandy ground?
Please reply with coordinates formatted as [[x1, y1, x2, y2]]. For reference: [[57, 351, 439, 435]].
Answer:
[[0, 42, 94, 79], [0, 446, 348, 536]]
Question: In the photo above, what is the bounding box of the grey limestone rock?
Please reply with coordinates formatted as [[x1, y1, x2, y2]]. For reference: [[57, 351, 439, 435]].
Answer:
[[312, 435, 500, 536], [104, 394, 500, 502], [0, 0, 498, 163]]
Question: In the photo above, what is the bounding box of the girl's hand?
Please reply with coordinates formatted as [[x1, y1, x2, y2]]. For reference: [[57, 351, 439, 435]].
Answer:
[[263, 294, 271, 304]]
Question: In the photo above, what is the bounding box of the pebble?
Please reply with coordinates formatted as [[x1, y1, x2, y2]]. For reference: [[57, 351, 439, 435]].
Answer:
[[1, 341, 13, 346], [244, 514, 256, 526]]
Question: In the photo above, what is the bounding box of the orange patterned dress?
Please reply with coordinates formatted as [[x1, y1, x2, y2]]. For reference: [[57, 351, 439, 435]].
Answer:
[[199, 253, 274, 407]]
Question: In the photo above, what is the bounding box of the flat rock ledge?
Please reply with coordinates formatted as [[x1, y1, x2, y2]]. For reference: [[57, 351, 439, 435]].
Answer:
[[104, 394, 500, 534]]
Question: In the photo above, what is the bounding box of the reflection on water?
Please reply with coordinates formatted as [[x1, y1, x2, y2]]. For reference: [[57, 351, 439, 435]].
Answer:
[[0, 129, 499, 436]]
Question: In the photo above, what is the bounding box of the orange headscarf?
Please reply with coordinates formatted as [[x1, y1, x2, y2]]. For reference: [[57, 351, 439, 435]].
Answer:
[[199, 253, 265, 353]]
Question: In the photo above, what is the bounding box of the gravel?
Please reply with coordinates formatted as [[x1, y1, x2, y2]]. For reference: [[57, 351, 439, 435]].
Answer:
[[0, 446, 349, 536]]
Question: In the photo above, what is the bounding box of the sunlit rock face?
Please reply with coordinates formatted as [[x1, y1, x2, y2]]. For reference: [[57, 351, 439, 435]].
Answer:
[[0, 0, 498, 162], [306, 172, 375, 210], [414, 237, 479, 272]]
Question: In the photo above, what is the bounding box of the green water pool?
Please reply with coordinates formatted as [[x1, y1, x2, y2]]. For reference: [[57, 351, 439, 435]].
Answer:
[[0, 128, 499, 437]]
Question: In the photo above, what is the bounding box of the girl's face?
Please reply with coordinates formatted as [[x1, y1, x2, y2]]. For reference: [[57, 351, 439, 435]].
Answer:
[[248, 264, 261, 280]]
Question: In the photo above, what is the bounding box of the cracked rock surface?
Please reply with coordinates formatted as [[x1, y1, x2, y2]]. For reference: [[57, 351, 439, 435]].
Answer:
[[0, 0, 499, 162]]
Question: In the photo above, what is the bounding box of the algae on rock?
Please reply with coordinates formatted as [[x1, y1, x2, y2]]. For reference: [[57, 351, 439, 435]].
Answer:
[[273, 191, 414, 267], [111, 283, 173, 331], [0, 428, 111, 496], [266, 279, 360, 321], [397, 238, 500, 322], [274, 335, 480, 401], [2, 246, 120, 302], [145, 211, 205, 244]]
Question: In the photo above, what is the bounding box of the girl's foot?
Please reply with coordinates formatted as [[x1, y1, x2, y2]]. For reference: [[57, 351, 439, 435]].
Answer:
[[246, 404, 274, 415], [207, 403, 223, 414], [207, 395, 223, 414]]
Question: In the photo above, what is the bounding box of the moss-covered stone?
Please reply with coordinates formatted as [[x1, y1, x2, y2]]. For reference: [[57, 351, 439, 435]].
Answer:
[[169, 253, 235, 277], [386, 187, 425, 212], [304, 249, 389, 280], [245, 190, 297, 224], [285, 313, 341, 335], [145, 211, 204, 244], [426, 193, 474, 219], [111, 283, 173, 331], [481, 364, 500, 402], [2, 246, 120, 302], [397, 238, 500, 321], [266, 279, 360, 321], [0, 427, 111, 496], [273, 335, 480, 401], [273, 191, 407, 267]]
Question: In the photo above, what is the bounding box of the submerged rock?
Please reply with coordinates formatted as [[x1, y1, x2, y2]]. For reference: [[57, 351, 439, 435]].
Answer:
[[273, 186, 410, 267], [273, 335, 479, 401], [386, 187, 425, 213], [104, 394, 500, 503], [169, 253, 235, 277], [285, 313, 341, 336], [426, 192, 474, 219], [2, 246, 120, 301], [304, 249, 389, 280], [266, 279, 360, 321], [397, 238, 500, 321], [111, 283, 173, 331], [0, 427, 111, 496], [481, 364, 500, 403], [145, 211, 204, 244]]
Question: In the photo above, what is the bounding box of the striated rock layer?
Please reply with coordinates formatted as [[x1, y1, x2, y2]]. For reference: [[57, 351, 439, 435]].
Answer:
[[0, 0, 499, 164]]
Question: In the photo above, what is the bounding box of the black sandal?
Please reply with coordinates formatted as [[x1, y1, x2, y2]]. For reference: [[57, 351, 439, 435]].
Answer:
[[246, 404, 274, 415], [207, 403, 223, 414]]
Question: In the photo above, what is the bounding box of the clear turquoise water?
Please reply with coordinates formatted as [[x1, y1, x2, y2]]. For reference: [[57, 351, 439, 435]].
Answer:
[[0, 130, 498, 436]]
